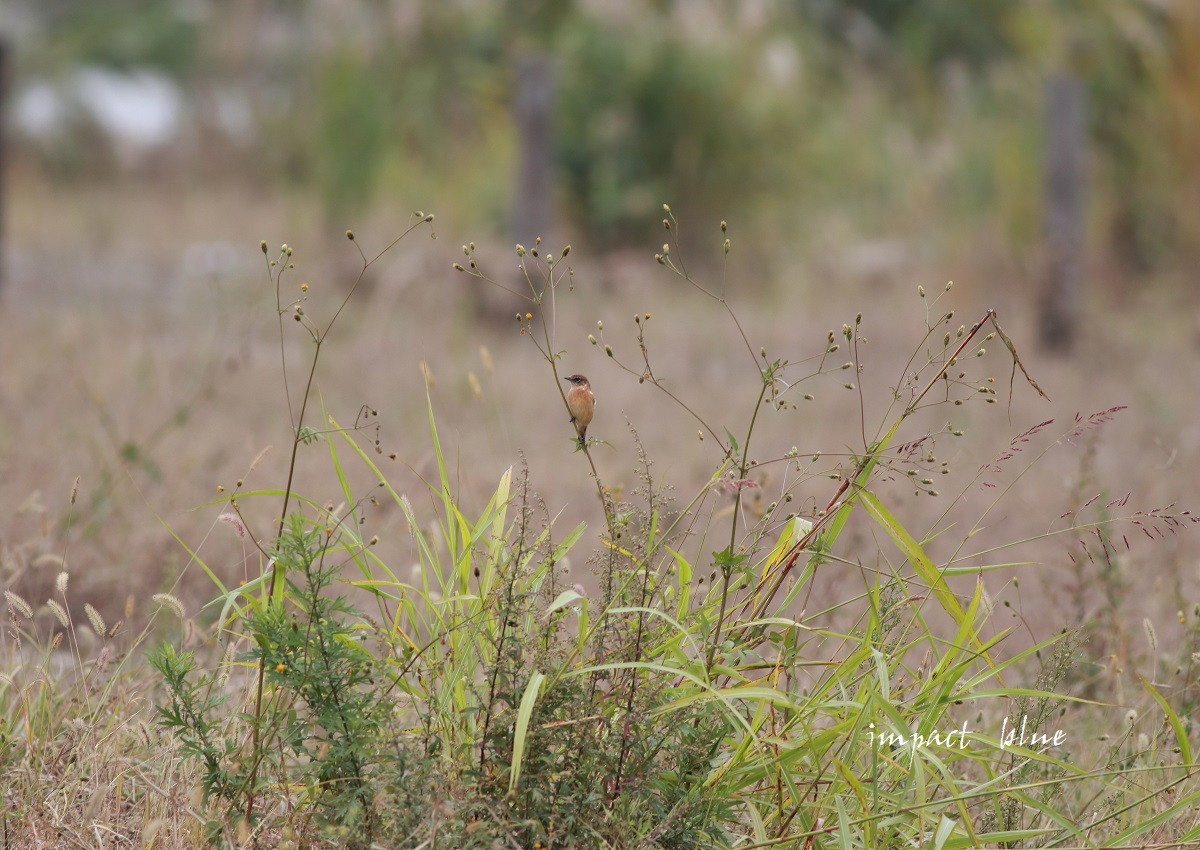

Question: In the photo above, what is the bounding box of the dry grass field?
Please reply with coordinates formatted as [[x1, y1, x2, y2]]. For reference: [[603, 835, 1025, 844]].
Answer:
[[4, 172, 1200, 845], [3, 4, 1200, 844], [4, 175, 1196, 636]]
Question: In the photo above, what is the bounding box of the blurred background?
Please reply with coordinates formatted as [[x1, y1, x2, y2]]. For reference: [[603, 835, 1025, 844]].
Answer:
[[1, 0, 1199, 654]]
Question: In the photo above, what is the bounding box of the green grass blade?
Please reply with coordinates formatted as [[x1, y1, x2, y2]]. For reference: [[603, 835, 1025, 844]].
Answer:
[[509, 671, 545, 794], [1140, 674, 1193, 765]]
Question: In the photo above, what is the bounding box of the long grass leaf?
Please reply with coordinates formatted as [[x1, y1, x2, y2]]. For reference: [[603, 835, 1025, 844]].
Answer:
[[1139, 675, 1192, 765], [509, 671, 545, 793]]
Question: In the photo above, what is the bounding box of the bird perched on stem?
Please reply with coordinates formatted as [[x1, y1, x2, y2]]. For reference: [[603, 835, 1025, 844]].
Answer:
[[563, 374, 595, 448]]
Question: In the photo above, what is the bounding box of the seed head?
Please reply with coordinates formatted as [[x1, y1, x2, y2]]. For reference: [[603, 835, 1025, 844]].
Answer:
[[4, 590, 32, 620], [219, 512, 247, 538], [47, 599, 69, 628], [84, 603, 106, 636], [1143, 617, 1158, 651], [153, 593, 187, 620]]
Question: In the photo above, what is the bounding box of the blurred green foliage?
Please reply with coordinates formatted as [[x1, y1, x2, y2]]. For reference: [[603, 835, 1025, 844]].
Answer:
[[36, 0, 200, 76], [15, 0, 1200, 271], [314, 50, 396, 224], [806, 0, 1019, 71], [1077, 6, 1178, 271], [555, 21, 787, 246], [307, 6, 506, 224]]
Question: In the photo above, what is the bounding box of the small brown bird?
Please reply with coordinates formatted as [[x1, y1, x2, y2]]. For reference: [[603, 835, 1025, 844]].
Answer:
[[563, 374, 595, 447]]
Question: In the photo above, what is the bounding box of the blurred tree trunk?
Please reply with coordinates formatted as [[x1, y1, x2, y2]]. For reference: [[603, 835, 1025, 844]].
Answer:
[[1038, 72, 1086, 353], [479, 56, 556, 321], [514, 56, 555, 250]]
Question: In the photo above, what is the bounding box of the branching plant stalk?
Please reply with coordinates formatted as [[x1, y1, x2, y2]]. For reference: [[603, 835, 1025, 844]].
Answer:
[[706, 378, 771, 673], [478, 479, 530, 772], [453, 247, 631, 695], [612, 452, 661, 795], [244, 219, 432, 825], [520, 254, 623, 638], [747, 309, 1003, 621], [658, 212, 757, 371]]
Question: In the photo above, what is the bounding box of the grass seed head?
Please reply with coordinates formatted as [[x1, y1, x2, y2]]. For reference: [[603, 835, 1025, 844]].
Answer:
[[4, 590, 32, 619], [47, 598, 70, 628], [84, 603, 106, 635], [152, 593, 186, 620]]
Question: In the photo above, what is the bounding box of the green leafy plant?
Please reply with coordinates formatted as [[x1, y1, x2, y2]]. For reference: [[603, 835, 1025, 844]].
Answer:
[[135, 210, 1200, 848]]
